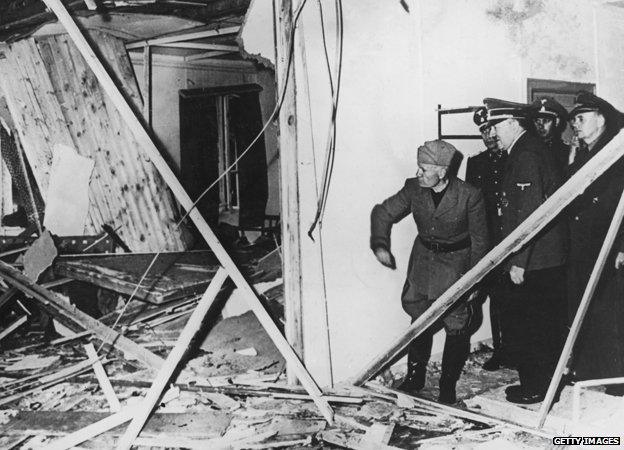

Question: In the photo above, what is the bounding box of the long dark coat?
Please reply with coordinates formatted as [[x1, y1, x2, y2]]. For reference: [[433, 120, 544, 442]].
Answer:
[[370, 177, 489, 300], [566, 112, 624, 380], [500, 132, 567, 272]]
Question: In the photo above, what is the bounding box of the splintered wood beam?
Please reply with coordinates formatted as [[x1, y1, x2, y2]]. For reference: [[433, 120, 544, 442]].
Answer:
[[536, 188, 624, 428], [42, 0, 334, 425], [84, 343, 121, 412], [125, 26, 240, 50], [0, 315, 27, 342], [352, 130, 624, 385], [116, 268, 228, 449], [0, 259, 164, 371]]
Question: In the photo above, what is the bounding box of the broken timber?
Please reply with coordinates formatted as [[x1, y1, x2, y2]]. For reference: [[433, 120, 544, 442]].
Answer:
[[0, 259, 164, 371], [41, 0, 333, 426], [352, 129, 624, 385], [116, 268, 229, 449], [537, 188, 624, 427]]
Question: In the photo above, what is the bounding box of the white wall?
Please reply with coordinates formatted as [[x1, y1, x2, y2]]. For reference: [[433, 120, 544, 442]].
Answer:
[[243, 0, 624, 384], [131, 55, 281, 216]]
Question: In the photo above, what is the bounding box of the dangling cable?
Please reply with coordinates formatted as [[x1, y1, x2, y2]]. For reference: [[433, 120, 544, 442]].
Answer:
[[308, 0, 343, 239]]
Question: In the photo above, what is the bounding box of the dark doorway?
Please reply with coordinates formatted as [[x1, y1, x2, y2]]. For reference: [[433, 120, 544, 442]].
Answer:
[[179, 84, 268, 230]]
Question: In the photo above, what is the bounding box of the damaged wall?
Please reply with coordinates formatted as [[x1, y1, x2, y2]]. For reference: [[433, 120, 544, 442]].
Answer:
[[0, 32, 186, 251], [246, 0, 624, 383], [130, 55, 281, 217]]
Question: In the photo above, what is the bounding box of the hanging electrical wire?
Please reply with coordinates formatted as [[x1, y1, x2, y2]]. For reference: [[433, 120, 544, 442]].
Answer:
[[177, 0, 311, 227], [307, 0, 343, 239]]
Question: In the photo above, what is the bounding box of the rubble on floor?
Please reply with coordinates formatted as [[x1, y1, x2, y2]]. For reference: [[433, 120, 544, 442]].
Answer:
[[0, 236, 613, 449]]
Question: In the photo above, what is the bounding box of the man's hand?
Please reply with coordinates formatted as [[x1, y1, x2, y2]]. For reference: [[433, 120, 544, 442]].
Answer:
[[374, 247, 396, 269], [616, 252, 624, 269], [509, 265, 525, 285]]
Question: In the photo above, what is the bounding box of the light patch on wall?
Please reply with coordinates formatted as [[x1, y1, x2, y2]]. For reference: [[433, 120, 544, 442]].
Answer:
[[487, 0, 594, 80]]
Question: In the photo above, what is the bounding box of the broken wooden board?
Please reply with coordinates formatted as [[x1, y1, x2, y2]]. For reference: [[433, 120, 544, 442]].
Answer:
[[0, 259, 164, 370], [54, 251, 222, 304], [0, 410, 231, 438]]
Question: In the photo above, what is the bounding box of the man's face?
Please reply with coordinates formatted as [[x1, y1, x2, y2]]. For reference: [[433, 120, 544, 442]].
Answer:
[[491, 119, 518, 151], [480, 125, 499, 152], [571, 111, 604, 143], [534, 116, 556, 140], [416, 163, 444, 188]]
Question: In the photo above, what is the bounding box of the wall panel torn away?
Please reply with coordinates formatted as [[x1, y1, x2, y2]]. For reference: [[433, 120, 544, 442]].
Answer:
[[0, 33, 186, 251]]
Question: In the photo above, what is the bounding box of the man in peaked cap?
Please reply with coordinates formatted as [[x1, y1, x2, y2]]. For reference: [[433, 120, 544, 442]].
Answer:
[[530, 96, 569, 172], [566, 91, 624, 394], [371, 139, 489, 404], [485, 98, 567, 404], [465, 106, 510, 372]]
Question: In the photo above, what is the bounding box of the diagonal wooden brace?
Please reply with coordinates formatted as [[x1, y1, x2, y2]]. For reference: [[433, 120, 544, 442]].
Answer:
[[0, 259, 164, 370], [352, 130, 624, 385], [536, 187, 624, 428], [41, 0, 334, 425]]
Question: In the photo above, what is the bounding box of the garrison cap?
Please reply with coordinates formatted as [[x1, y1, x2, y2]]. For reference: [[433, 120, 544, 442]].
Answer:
[[530, 97, 567, 121], [417, 140, 457, 166], [473, 106, 489, 131], [569, 91, 613, 118], [483, 98, 530, 125]]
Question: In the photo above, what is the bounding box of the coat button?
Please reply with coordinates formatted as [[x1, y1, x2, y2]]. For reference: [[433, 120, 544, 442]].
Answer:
[[574, 216, 579, 221]]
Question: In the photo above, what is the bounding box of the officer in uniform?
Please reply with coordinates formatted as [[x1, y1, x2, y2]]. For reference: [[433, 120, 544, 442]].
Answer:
[[485, 98, 567, 404], [566, 91, 624, 394], [530, 96, 569, 172], [371, 140, 488, 404], [465, 106, 509, 371]]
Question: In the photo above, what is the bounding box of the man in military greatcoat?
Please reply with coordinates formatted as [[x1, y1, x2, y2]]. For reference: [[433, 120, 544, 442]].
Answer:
[[370, 140, 488, 404], [566, 91, 624, 395], [465, 106, 510, 371], [485, 98, 567, 404]]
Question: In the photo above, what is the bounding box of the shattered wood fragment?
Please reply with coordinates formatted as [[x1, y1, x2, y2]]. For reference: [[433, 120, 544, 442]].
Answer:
[[0, 315, 27, 342], [116, 268, 229, 449], [1, 410, 231, 439], [41, 388, 181, 450], [84, 343, 121, 412], [0, 259, 164, 370]]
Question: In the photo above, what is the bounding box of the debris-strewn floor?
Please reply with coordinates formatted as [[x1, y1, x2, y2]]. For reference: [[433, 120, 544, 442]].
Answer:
[[0, 238, 614, 449], [0, 318, 555, 449]]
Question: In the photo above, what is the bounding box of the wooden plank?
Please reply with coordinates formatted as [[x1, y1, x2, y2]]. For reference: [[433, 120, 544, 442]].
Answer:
[[352, 130, 624, 385], [0, 259, 164, 370], [536, 188, 624, 428], [41, 389, 182, 450], [275, 0, 304, 387], [2, 410, 230, 439], [84, 343, 121, 412], [0, 315, 27, 341], [116, 268, 229, 449], [125, 26, 240, 49], [42, 0, 334, 425], [142, 45, 151, 127]]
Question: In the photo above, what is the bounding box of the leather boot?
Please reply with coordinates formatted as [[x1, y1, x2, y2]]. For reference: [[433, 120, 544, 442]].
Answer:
[[398, 331, 432, 395], [439, 333, 470, 404]]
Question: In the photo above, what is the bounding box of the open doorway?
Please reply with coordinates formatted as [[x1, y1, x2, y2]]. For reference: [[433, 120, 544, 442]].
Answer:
[[179, 84, 269, 235]]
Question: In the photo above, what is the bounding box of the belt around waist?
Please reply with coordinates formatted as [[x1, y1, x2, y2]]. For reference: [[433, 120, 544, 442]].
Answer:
[[418, 236, 471, 253]]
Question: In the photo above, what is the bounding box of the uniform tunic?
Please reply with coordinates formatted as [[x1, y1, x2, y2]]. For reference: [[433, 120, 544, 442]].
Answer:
[[370, 177, 488, 331]]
